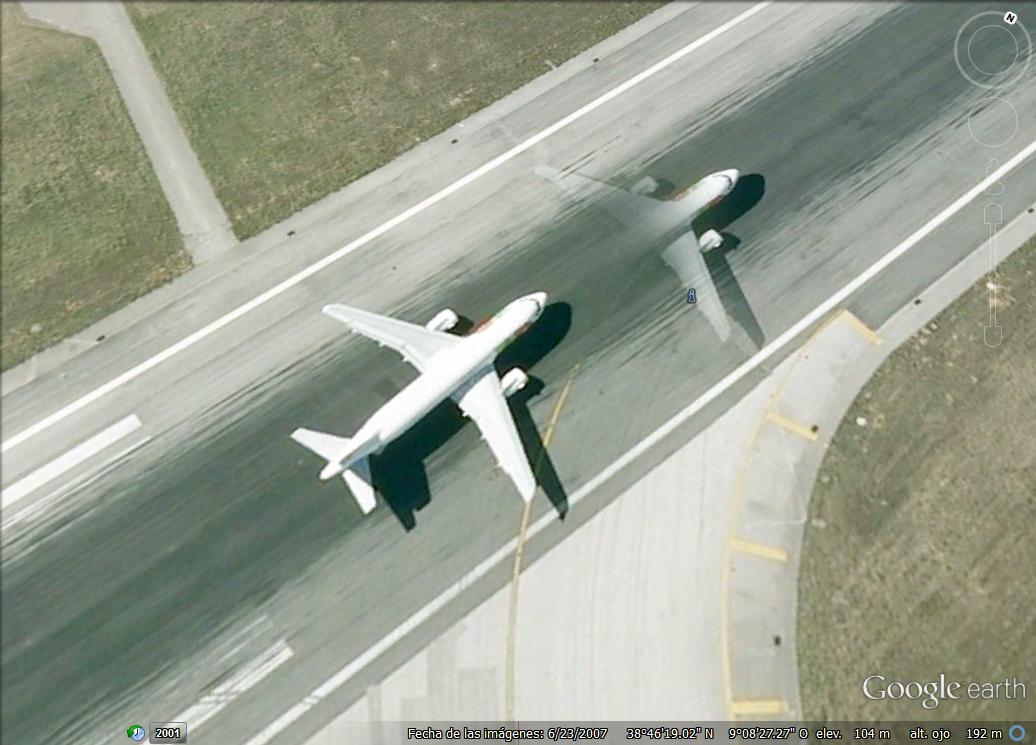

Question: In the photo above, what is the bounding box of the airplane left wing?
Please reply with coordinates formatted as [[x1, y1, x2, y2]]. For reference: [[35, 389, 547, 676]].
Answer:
[[452, 369, 537, 502], [323, 304, 459, 371], [661, 233, 732, 342], [536, 165, 674, 227]]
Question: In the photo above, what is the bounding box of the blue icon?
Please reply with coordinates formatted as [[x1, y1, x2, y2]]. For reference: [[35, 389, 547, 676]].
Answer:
[[687, 288, 697, 304], [128, 725, 146, 741], [1008, 724, 1025, 742]]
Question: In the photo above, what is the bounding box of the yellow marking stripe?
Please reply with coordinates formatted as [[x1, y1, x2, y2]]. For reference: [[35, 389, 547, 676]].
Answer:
[[730, 537, 788, 562], [731, 699, 788, 716], [765, 411, 818, 441], [839, 310, 882, 345]]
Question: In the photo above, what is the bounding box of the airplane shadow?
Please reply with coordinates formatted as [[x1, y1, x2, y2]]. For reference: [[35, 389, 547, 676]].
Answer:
[[691, 173, 767, 351], [371, 303, 572, 530], [704, 235, 766, 350], [692, 173, 766, 235]]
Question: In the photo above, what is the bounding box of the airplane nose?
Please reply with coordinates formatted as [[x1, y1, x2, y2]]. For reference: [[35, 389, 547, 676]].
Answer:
[[528, 291, 547, 311], [721, 168, 740, 192]]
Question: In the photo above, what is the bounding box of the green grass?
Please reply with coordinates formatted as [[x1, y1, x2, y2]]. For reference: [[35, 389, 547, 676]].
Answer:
[[127, 1, 664, 239], [798, 237, 1036, 720], [0, 5, 188, 370]]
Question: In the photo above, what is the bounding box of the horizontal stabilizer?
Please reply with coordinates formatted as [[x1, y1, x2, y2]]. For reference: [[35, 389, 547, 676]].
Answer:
[[291, 427, 352, 462], [343, 457, 377, 514], [291, 428, 379, 513]]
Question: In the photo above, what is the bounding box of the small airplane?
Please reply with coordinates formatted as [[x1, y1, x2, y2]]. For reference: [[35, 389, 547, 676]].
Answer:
[[290, 293, 548, 514], [537, 165, 739, 341]]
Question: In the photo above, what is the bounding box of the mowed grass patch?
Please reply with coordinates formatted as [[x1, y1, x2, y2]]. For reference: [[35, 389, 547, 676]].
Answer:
[[798, 238, 1036, 719], [127, 1, 664, 239], [0, 4, 188, 370]]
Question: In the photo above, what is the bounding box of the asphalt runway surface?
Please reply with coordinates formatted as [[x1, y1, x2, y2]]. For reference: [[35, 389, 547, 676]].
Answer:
[[3, 3, 1035, 744]]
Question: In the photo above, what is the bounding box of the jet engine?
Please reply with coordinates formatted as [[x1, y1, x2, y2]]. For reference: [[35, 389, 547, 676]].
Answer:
[[699, 229, 723, 253], [426, 308, 459, 332], [500, 368, 529, 397], [631, 176, 659, 196]]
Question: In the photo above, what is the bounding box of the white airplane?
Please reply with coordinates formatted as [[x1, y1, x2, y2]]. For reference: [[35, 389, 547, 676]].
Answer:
[[537, 165, 739, 341], [290, 293, 547, 514]]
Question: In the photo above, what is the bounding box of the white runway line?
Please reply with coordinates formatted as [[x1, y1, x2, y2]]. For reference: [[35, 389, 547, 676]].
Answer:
[[0, 435, 151, 537], [0, 1, 773, 456], [241, 139, 1036, 745], [1, 415, 142, 509], [176, 640, 294, 731]]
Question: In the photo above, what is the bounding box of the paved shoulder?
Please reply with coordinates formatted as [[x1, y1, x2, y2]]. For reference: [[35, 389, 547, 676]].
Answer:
[[724, 201, 1036, 719]]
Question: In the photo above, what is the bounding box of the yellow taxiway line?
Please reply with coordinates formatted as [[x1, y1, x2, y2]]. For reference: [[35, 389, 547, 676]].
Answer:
[[765, 410, 818, 441], [504, 366, 578, 721], [731, 699, 788, 717], [730, 537, 788, 563]]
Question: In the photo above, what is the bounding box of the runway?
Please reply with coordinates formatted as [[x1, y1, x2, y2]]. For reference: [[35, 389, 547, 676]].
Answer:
[[2, 3, 1034, 744]]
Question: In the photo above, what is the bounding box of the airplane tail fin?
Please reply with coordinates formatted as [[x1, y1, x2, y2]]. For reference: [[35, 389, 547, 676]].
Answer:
[[290, 427, 380, 513]]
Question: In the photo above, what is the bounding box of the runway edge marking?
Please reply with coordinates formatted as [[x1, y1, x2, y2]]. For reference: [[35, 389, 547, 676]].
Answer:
[[241, 136, 1036, 745], [1, 1, 774, 455]]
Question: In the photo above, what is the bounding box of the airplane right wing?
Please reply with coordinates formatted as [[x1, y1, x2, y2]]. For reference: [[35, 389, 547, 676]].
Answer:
[[452, 368, 537, 502], [323, 304, 459, 372], [661, 233, 732, 342], [535, 165, 672, 227]]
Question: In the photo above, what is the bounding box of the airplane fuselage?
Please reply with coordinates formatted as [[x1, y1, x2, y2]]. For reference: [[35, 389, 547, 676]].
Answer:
[[355, 293, 545, 447]]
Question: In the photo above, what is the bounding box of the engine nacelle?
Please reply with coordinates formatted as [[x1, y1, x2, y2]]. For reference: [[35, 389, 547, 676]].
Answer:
[[426, 308, 459, 332], [631, 176, 659, 196], [699, 229, 723, 253], [500, 368, 529, 397]]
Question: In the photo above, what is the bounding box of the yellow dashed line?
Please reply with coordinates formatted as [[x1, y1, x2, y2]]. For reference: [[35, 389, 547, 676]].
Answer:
[[503, 365, 578, 721], [539, 373, 577, 459], [839, 309, 883, 345], [731, 699, 788, 717], [730, 537, 788, 562], [765, 410, 818, 441]]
